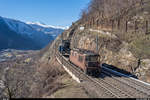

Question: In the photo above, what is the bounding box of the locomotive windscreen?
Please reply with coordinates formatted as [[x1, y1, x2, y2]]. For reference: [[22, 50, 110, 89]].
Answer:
[[86, 55, 99, 62], [86, 62, 99, 67]]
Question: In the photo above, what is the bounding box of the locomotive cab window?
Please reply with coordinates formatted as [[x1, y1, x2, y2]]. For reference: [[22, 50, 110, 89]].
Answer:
[[86, 55, 99, 62], [74, 52, 76, 57], [78, 56, 83, 62], [71, 52, 73, 56], [75, 52, 77, 57]]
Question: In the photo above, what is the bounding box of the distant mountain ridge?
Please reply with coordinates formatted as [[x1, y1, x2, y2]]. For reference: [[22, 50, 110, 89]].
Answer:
[[26, 22, 69, 30], [26, 22, 65, 38], [0, 16, 65, 50]]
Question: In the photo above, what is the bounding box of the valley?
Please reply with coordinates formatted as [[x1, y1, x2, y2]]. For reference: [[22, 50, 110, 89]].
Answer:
[[0, 49, 39, 98], [0, 0, 150, 98]]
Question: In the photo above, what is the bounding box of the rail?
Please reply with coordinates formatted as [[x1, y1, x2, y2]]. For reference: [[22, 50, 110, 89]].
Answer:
[[56, 51, 150, 98], [56, 52, 119, 98]]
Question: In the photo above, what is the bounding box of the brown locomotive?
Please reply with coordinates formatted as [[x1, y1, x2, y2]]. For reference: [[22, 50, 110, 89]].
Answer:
[[69, 48, 101, 76]]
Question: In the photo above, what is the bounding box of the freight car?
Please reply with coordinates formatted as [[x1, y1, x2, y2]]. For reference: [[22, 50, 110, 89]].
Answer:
[[69, 48, 101, 77], [59, 40, 71, 56]]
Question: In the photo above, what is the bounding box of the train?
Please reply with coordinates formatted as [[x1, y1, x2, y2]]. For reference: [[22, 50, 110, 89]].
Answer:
[[59, 40, 101, 77], [59, 40, 71, 56]]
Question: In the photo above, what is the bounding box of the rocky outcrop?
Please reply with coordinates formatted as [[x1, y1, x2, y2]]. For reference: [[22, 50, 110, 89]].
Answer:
[[70, 28, 137, 73], [62, 21, 150, 83]]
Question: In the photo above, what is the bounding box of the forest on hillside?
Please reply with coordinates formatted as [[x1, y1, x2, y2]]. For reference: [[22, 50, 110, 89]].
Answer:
[[80, 0, 148, 31]]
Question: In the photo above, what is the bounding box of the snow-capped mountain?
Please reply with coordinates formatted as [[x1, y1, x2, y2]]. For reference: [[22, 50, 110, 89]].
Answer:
[[26, 22, 66, 38], [0, 16, 65, 50], [26, 22, 69, 30], [3, 17, 34, 36]]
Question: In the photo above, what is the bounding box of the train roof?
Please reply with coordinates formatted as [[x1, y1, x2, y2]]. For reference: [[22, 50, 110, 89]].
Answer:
[[71, 48, 99, 56], [62, 40, 70, 42], [61, 40, 70, 45]]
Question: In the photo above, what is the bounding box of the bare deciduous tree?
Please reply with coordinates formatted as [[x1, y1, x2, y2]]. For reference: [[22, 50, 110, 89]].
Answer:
[[80, 0, 142, 28]]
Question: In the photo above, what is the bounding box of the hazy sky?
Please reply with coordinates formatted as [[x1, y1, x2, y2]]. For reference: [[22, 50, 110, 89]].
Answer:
[[0, 0, 90, 27]]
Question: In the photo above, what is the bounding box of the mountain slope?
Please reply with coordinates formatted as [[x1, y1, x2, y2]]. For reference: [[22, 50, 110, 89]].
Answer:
[[27, 22, 64, 41], [0, 17, 40, 50], [40, 0, 150, 85], [0, 16, 64, 50]]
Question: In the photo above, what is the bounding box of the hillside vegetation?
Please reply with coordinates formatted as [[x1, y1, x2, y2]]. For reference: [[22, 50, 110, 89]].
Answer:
[[33, 0, 150, 97], [67, 0, 150, 82]]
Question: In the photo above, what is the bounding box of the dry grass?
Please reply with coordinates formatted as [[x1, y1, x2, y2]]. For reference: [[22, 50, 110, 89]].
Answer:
[[48, 74, 90, 98], [29, 58, 66, 98]]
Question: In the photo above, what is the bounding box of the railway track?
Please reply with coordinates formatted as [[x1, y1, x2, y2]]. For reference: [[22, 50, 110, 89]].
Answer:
[[102, 67, 150, 97], [56, 52, 150, 98], [56, 52, 119, 98], [101, 71, 150, 98], [93, 76, 132, 98]]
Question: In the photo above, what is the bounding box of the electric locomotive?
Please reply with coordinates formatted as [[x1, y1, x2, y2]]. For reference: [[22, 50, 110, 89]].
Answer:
[[69, 48, 101, 77]]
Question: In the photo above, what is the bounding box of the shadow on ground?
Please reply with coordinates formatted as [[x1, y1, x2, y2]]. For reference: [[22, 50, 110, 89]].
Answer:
[[100, 63, 138, 79]]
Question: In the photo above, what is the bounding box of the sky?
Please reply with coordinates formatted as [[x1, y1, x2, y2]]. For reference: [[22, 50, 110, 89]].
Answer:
[[0, 0, 90, 27]]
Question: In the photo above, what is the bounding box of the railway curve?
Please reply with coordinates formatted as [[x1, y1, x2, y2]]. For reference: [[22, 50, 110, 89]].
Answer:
[[56, 51, 150, 98]]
